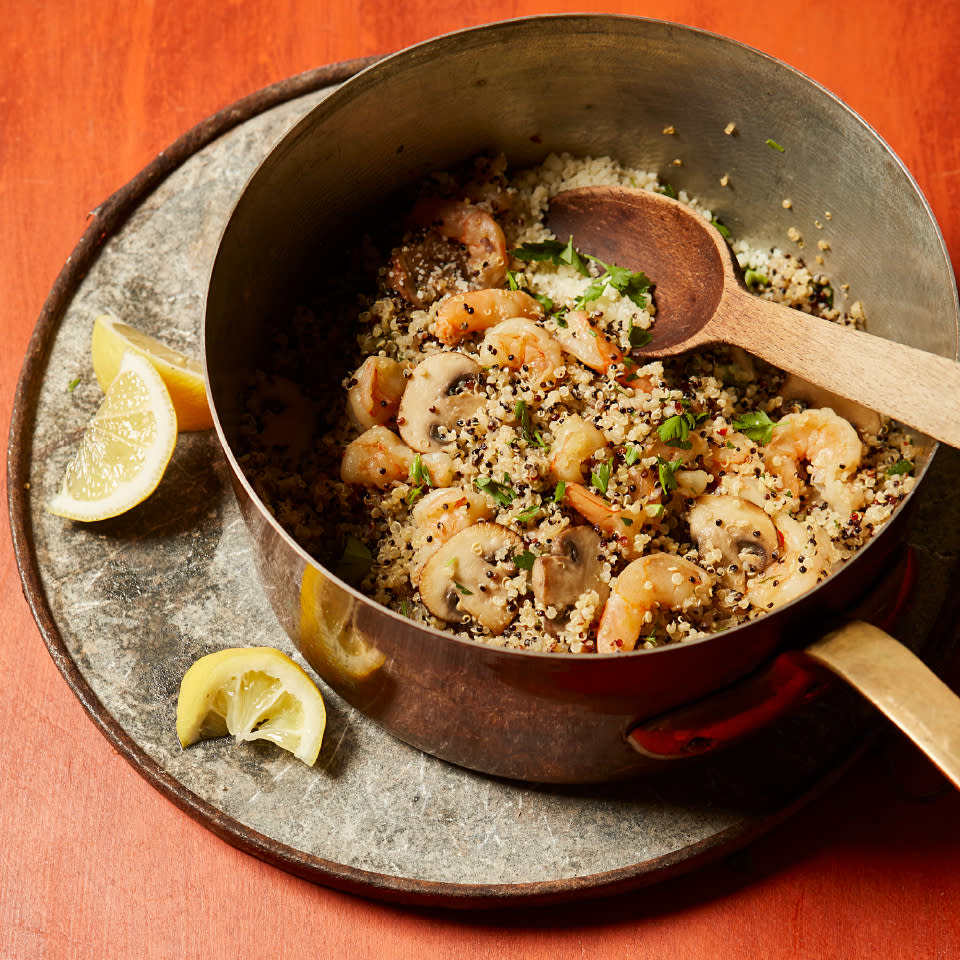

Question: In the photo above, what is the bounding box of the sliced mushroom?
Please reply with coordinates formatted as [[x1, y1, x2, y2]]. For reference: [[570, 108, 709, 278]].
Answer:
[[688, 495, 779, 591], [780, 373, 882, 437], [397, 352, 485, 453], [346, 355, 410, 430], [532, 527, 609, 631], [417, 522, 523, 634]]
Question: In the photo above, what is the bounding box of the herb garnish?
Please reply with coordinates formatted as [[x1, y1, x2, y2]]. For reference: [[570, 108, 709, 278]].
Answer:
[[515, 400, 549, 449], [510, 238, 651, 309], [67, 376, 82, 392], [659, 182, 678, 200], [656, 455, 684, 493], [623, 444, 641, 467], [731, 410, 776, 445], [406, 453, 433, 503], [712, 217, 731, 240], [513, 549, 537, 571], [766, 138, 785, 152], [516, 501, 542, 522], [553, 481, 567, 503], [454, 581, 473, 596], [591, 457, 613, 495], [658, 402, 708, 449], [887, 458, 914, 477], [474, 474, 516, 507], [627, 321, 654, 348], [744, 268, 767, 288]]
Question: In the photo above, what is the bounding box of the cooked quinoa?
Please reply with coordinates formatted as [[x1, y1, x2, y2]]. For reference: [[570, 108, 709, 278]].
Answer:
[[238, 153, 917, 654]]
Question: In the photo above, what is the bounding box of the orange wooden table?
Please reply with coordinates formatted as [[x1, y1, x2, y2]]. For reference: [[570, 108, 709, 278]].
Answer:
[[4, 2, 960, 957]]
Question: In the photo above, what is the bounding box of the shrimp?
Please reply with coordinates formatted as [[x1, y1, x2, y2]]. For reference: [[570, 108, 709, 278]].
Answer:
[[553, 309, 624, 375], [435, 288, 543, 345], [479, 317, 564, 387], [746, 513, 835, 611], [548, 415, 609, 483], [563, 482, 656, 559], [387, 199, 507, 306], [345, 355, 410, 430], [763, 407, 865, 516], [596, 553, 713, 653], [340, 425, 453, 488]]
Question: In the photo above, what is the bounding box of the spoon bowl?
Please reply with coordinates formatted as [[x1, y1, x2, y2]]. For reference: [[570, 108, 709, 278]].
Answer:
[[549, 185, 960, 448]]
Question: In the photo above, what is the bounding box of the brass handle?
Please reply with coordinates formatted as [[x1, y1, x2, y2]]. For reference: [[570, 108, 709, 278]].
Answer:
[[806, 620, 960, 789]]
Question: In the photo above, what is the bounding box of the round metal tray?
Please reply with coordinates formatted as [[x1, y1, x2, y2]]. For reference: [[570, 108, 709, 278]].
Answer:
[[9, 60, 960, 908]]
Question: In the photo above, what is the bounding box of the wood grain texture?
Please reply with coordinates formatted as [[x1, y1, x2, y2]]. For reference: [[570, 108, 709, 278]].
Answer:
[[3, 2, 960, 958]]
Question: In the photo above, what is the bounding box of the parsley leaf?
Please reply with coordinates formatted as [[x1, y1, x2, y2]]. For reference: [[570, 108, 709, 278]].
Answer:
[[712, 217, 731, 240], [553, 481, 566, 503], [731, 410, 775, 445], [659, 182, 678, 200], [578, 255, 651, 310], [886, 458, 914, 477], [474, 475, 516, 508], [627, 322, 653, 348], [766, 138, 785, 152], [516, 501, 542, 522], [511, 237, 590, 276], [406, 453, 433, 503], [67, 376, 82, 392], [657, 455, 684, 494], [657, 403, 708, 449], [513, 549, 537, 571], [623, 444, 641, 467], [591, 458, 613, 495], [744, 268, 767, 288], [454, 581, 473, 595], [515, 400, 549, 449]]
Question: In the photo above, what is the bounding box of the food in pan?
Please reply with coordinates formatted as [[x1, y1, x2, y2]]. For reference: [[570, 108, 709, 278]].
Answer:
[[239, 153, 916, 654]]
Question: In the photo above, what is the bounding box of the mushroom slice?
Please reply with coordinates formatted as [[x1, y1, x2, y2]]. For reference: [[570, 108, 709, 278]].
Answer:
[[397, 352, 485, 453], [688, 495, 779, 590], [532, 526, 609, 616], [418, 522, 523, 634]]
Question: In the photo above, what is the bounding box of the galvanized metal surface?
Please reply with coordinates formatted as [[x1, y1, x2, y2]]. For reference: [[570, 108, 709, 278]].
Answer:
[[9, 56, 960, 906]]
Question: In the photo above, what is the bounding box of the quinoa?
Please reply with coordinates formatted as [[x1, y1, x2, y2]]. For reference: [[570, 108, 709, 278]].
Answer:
[[238, 153, 916, 654]]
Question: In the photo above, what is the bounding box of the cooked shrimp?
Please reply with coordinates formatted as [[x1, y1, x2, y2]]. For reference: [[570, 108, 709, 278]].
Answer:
[[340, 426, 453, 488], [387, 199, 508, 305], [746, 513, 835, 611], [410, 486, 496, 580], [479, 317, 564, 387], [553, 309, 624, 374], [763, 407, 865, 516], [564, 482, 655, 559], [596, 553, 713, 653], [548, 415, 609, 483], [345, 355, 410, 430], [435, 288, 543, 345]]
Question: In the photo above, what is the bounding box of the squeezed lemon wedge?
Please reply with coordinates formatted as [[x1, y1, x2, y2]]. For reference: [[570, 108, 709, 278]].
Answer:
[[47, 350, 178, 521], [176, 647, 326, 766], [91, 313, 212, 431]]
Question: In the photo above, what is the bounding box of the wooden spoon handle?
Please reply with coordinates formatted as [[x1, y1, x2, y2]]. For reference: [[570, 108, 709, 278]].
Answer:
[[806, 621, 960, 790], [722, 290, 960, 447]]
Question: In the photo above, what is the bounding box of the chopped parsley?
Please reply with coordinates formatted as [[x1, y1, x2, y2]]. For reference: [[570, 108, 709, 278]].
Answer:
[[513, 549, 537, 571], [591, 457, 613, 495], [731, 410, 776, 445], [658, 181, 678, 200], [623, 443, 641, 467], [886, 458, 914, 477], [553, 480, 567, 503], [453, 581, 473, 596], [657, 455, 684, 494], [516, 501, 542, 522], [511, 237, 589, 275], [406, 453, 433, 503], [515, 399, 548, 449], [766, 138, 785, 152], [627, 321, 653, 348], [712, 217, 731, 240], [474, 474, 516, 507], [67, 376, 82, 392], [657, 402, 708, 449], [336, 535, 373, 585], [744, 268, 767, 288]]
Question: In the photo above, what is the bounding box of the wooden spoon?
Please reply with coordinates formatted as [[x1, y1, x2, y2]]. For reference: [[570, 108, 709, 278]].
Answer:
[[548, 186, 960, 448]]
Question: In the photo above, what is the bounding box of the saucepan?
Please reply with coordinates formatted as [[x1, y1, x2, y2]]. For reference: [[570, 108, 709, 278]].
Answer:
[[205, 15, 960, 783]]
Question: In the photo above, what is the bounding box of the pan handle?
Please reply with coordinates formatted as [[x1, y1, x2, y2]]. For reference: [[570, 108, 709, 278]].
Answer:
[[806, 620, 960, 790]]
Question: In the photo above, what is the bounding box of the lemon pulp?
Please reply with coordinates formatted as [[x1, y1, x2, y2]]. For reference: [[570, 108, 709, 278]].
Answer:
[[47, 350, 178, 521], [176, 647, 326, 766], [91, 313, 212, 431]]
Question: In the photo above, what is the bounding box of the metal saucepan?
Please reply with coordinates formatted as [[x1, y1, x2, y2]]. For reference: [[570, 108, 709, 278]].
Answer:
[[205, 16, 960, 783]]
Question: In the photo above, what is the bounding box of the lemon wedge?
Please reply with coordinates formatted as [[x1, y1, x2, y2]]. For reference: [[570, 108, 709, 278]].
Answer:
[[47, 350, 178, 521], [176, 647, 326, 766], [91, 313, 212, 431]]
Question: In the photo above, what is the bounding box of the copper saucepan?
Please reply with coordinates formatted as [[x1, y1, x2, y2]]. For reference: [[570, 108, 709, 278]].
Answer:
[[205, 16, 960, 783]]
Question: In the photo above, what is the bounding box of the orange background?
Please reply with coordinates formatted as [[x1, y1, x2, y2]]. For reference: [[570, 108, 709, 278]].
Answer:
[[4, 2, 960, 957]]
